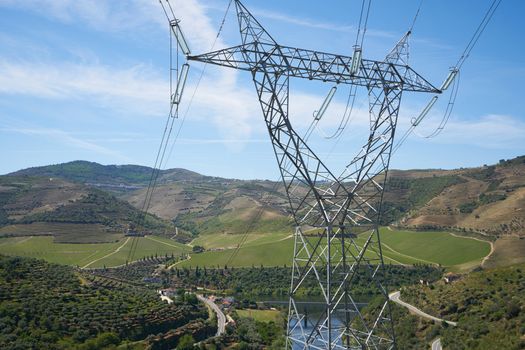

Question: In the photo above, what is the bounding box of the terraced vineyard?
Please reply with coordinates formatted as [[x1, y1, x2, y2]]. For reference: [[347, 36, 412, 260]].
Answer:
[[0, 255, 210, 349]]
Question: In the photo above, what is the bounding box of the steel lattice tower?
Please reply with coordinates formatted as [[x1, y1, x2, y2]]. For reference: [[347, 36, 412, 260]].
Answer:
[[187, 1, 440, 348]]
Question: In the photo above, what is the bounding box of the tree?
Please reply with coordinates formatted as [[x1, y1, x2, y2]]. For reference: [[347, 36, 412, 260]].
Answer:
[[177, 334, 195, 350], [185, 293, 198, 305], [192, 246, 205, 253]]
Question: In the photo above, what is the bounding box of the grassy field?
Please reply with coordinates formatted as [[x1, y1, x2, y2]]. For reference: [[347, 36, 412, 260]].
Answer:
[[378, 228, 491, 267], [180, 228, 491, 269], [0, 227, 491, 270], [0, 235, 189, 268], [180, 237, 412, 269], [190, 231, 291, 249], [236, 309, 282, 323]]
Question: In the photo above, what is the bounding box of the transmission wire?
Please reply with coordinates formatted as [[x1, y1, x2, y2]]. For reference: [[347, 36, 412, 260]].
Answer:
[[131, 0, 234, 265], [315, 0, 373, 142], [165, 0, 234, 165], [393, 0, 501, 153]]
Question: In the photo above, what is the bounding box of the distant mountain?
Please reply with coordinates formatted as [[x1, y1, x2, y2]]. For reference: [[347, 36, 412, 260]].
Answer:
[[7, 160, 293, 237], [3, 156, 524, 241], [0, 175, 173, 241], [8, 160, 210, 188], [392, 156, 525, 237]]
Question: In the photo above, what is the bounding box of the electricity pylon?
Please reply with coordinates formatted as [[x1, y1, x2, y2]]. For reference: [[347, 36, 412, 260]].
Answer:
[[187, 1, 439, 348]]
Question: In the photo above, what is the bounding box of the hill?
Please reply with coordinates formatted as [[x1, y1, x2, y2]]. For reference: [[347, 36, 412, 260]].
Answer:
[[2, 157, 523, 268], [397, 156, 525, 237], [0, 175, 173, 242], [0, 254, 213, 349], [8, 157, 524, 239], [400, 262, 525, 349], [7, 161, 293, 239], [8, 160, 217, 190], [126, 181, 292, 238]]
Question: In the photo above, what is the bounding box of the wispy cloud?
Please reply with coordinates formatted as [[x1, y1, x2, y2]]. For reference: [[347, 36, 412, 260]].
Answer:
[[0, 60, 168, 116], [1, 0, 519, 157], [205, 3, 396, 39], [252, 8, 356, 33], [2, 126, 132, 161], [176, 138, 268, 145], [0, 0, 162, 33], [422, 114, 525, 149]]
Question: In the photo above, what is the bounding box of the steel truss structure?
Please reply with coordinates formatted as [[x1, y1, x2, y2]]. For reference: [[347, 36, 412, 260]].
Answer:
[[188, 1, 439, 348]]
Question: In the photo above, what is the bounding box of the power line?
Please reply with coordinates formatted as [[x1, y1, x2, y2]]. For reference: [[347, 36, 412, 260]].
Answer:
[[128, 0, 235, 264], [393, 0, 501, 152]]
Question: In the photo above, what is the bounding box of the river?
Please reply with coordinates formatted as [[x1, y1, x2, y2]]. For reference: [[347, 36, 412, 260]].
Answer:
[[253, 296, 368, 349]]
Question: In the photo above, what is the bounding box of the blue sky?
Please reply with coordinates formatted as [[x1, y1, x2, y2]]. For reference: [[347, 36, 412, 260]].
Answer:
[[0, 0, 523, 180]]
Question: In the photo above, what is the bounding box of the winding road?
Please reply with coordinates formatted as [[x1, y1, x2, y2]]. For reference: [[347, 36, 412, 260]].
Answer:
[[389, 291, 457, 349], [158, 293, 226, 337], [197, 294, 226, 337], [389, 291, 457, 326]]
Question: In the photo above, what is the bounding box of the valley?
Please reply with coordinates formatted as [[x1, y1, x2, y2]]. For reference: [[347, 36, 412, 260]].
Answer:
[[0, 157, 523, 349]]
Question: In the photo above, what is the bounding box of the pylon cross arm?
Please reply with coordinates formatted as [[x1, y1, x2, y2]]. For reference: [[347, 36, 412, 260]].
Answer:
[[188, 42, 439, 93]]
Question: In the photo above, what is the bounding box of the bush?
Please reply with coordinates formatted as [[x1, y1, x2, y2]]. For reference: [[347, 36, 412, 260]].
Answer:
[[177, 334, 195, 350]]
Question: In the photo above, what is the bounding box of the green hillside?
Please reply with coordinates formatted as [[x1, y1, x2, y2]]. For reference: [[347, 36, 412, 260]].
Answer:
[[1, 157, 522, 271], [0, 255, 212, 349], [0, 175, 174, 239], [401, 263, 525, 349], [8, 160, 211, 187]]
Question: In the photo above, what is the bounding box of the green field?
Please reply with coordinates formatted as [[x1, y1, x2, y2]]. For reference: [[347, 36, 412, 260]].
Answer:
[[0, 228, 491, 270], [190, 231, 291, 249], [180, 228, 491, 269], [237, 309, 282, 323], [378, 228, 491, 267], [0, 235, 189, 268]]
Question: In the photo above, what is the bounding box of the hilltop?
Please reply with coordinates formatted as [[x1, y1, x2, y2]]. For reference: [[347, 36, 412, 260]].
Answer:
[[8, 160, 210, 190]]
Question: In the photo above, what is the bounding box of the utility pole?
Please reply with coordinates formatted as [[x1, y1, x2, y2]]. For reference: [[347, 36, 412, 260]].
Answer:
[[185, 1, 440, 348]]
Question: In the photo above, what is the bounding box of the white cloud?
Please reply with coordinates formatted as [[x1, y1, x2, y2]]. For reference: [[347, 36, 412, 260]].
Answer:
[[0, 0, 161, 33], [2, 126, 132, 161], [423, 114, 525, 149], [1, 0, 520, 157], [0, 0, 226, 53], [0, 0, 259, 141], [0, 60, 168, 116], [252, 7, 356, 33], [205, 3, 396, 39]]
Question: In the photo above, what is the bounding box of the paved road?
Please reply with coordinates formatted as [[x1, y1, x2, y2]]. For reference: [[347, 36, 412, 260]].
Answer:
[[159, 293, 226, 337], [390, 291, 456, 349], [431, 338, 442, 350], [389, 291, 457, 326], [197, 294, 226, 336]]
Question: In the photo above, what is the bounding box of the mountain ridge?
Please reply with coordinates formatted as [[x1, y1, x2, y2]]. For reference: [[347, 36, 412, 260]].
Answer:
[[2, 156, 524, 240]]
